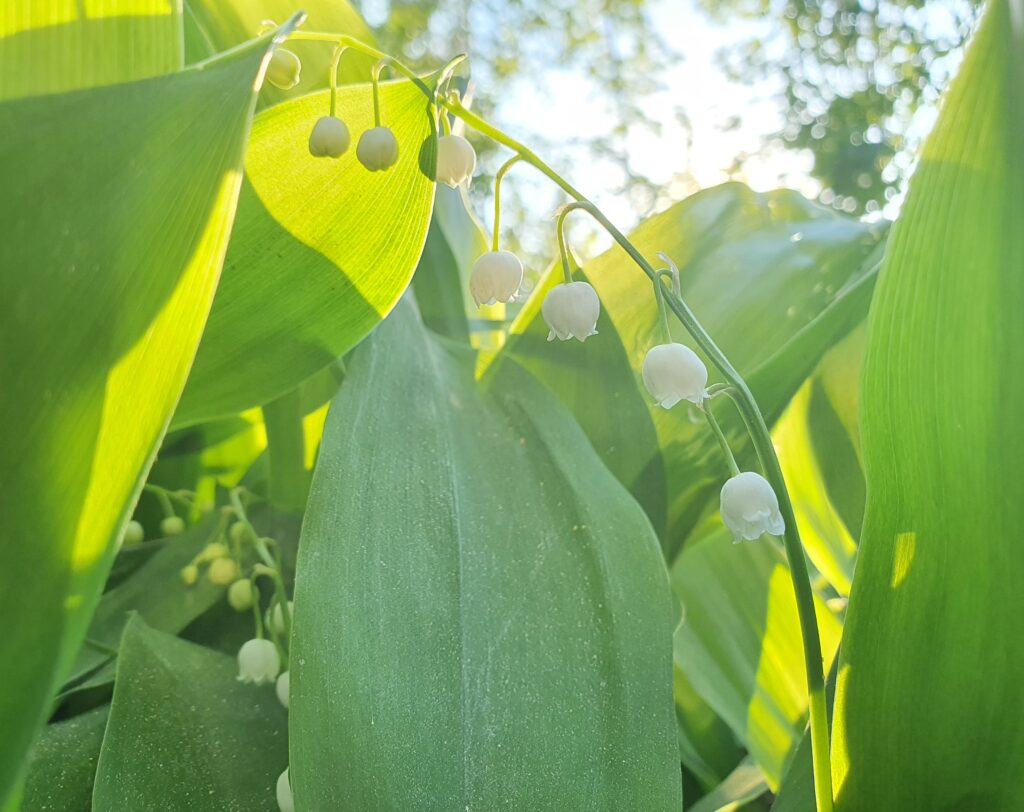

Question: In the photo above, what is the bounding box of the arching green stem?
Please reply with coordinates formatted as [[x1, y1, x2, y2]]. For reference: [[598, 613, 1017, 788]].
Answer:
[[492, 155, 521, 252], [703, 403, 740, 477], [652, 271, 675, 344], [369, 59, 389, 127], [328, 44, 348, 117]]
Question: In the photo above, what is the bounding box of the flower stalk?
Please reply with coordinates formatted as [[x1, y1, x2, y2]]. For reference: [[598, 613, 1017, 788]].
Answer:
[[280, 29, 833, 812]]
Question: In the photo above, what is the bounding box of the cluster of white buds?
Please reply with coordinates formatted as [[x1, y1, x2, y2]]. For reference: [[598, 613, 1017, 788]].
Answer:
[[276, 768, 294, 812], [237, 638, 281, 685], [267, 49, 302, 90], [470, 250, 523, 306], [436, 134, 476, 188], [542, 281, 600, 342], [720, 471, 785, 541]]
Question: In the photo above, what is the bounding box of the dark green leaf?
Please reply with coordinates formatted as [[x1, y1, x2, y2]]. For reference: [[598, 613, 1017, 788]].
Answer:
[[22, 705, 109, 812]]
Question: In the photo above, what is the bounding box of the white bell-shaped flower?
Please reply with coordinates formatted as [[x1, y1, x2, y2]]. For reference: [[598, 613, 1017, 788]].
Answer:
[[237, 638, 280, 685], [470, 250, 523, 306], [720, 472, 785, 541], [267, 48, 301, 90], [276, 670, 290, 709], [436, 134, 476, 188], [642, 343, 708, 408], [357, 126, 399, 171], [542, 281, 600, 342], [308, 116, 350, 158], [276, 768, 294, 812]]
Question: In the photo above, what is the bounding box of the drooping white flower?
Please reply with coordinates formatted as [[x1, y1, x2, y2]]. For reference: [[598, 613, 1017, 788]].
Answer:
[[435, 134, 477, 188], [266, 600, 294, 636], [237, 639, 280, 685], [469, 250, 523, 306], [356, 126, 399, 171], [276, 671, 290, 709], [542, 281, 600, 342], [122, 520, 144, 546], [266, 49, 301, 90], [160, 516, 185, 536], [276, 768, 294, 812], [720, 472, 785, 541], [642, 343, 708, 408], [308, 116, 350, 158], [228, 578, 255, 612]]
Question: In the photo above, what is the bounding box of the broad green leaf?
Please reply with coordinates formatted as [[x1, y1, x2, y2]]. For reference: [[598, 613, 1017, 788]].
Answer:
[[184, 0, 375, 90], [689, 758, 768, 812], [0, 26, 294, 803], [0, 0, 183, 101], [63, 515, 225, 690], [92, 616, 288, 810], [291, 299, 681, 810], [674, 665, 745, 791], [174, 75, 440, 425], [671, 529, 841, 789], [21, 705, 109, 812], [489, 183, 884, 552], [832, 1, 1024, 806]]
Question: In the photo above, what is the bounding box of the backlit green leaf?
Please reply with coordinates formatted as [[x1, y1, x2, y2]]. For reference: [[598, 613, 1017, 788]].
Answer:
[[832, 0, 1024, 806], [290, 299, 681, 810], [174, 75, 440, 425], [671, 529, 841, 789], [0, 26, 293, 803], [0, 0, 183, 101]]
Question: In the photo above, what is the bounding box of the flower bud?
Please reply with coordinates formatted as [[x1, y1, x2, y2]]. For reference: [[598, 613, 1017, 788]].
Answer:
[[266, 48, 301, 90], [276, 670, 290, 709], [720, 472, 785, 541], [237, 638, 280, 685], [228, 578, 255, 611], [542, 281, 600, 342], [180, 564, 199, 586], [199, 541, 228, 563], [276, 768, 294, 812], [435, 134, 476, 188], [266, 600, 294, 636], [208, 557, 239, 586], [122, 520, 144, 546], [642, 343, 708, 409], [160, 516, 185, 536], [469, 250, 523, 307], [356, 126, 399, 171], [308, 115, 350, 158], [229, 521, 250, 544]]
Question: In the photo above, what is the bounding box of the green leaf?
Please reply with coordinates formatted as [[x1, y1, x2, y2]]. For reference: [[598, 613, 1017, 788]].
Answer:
[[671, 529, 841, 789], [0, 26, 294, 804], [689, 757, 768, 812], [92, 616, 288, 810], [0, 0, 183, 101], [22, 705, 109, 812], [184, 0, 375, 90], [488, 183, 884, 552], [174, 75, 440, 426], [291, 299, 681, 810], [832, 0, 1024, 806], [63, 515, 225, 691]]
